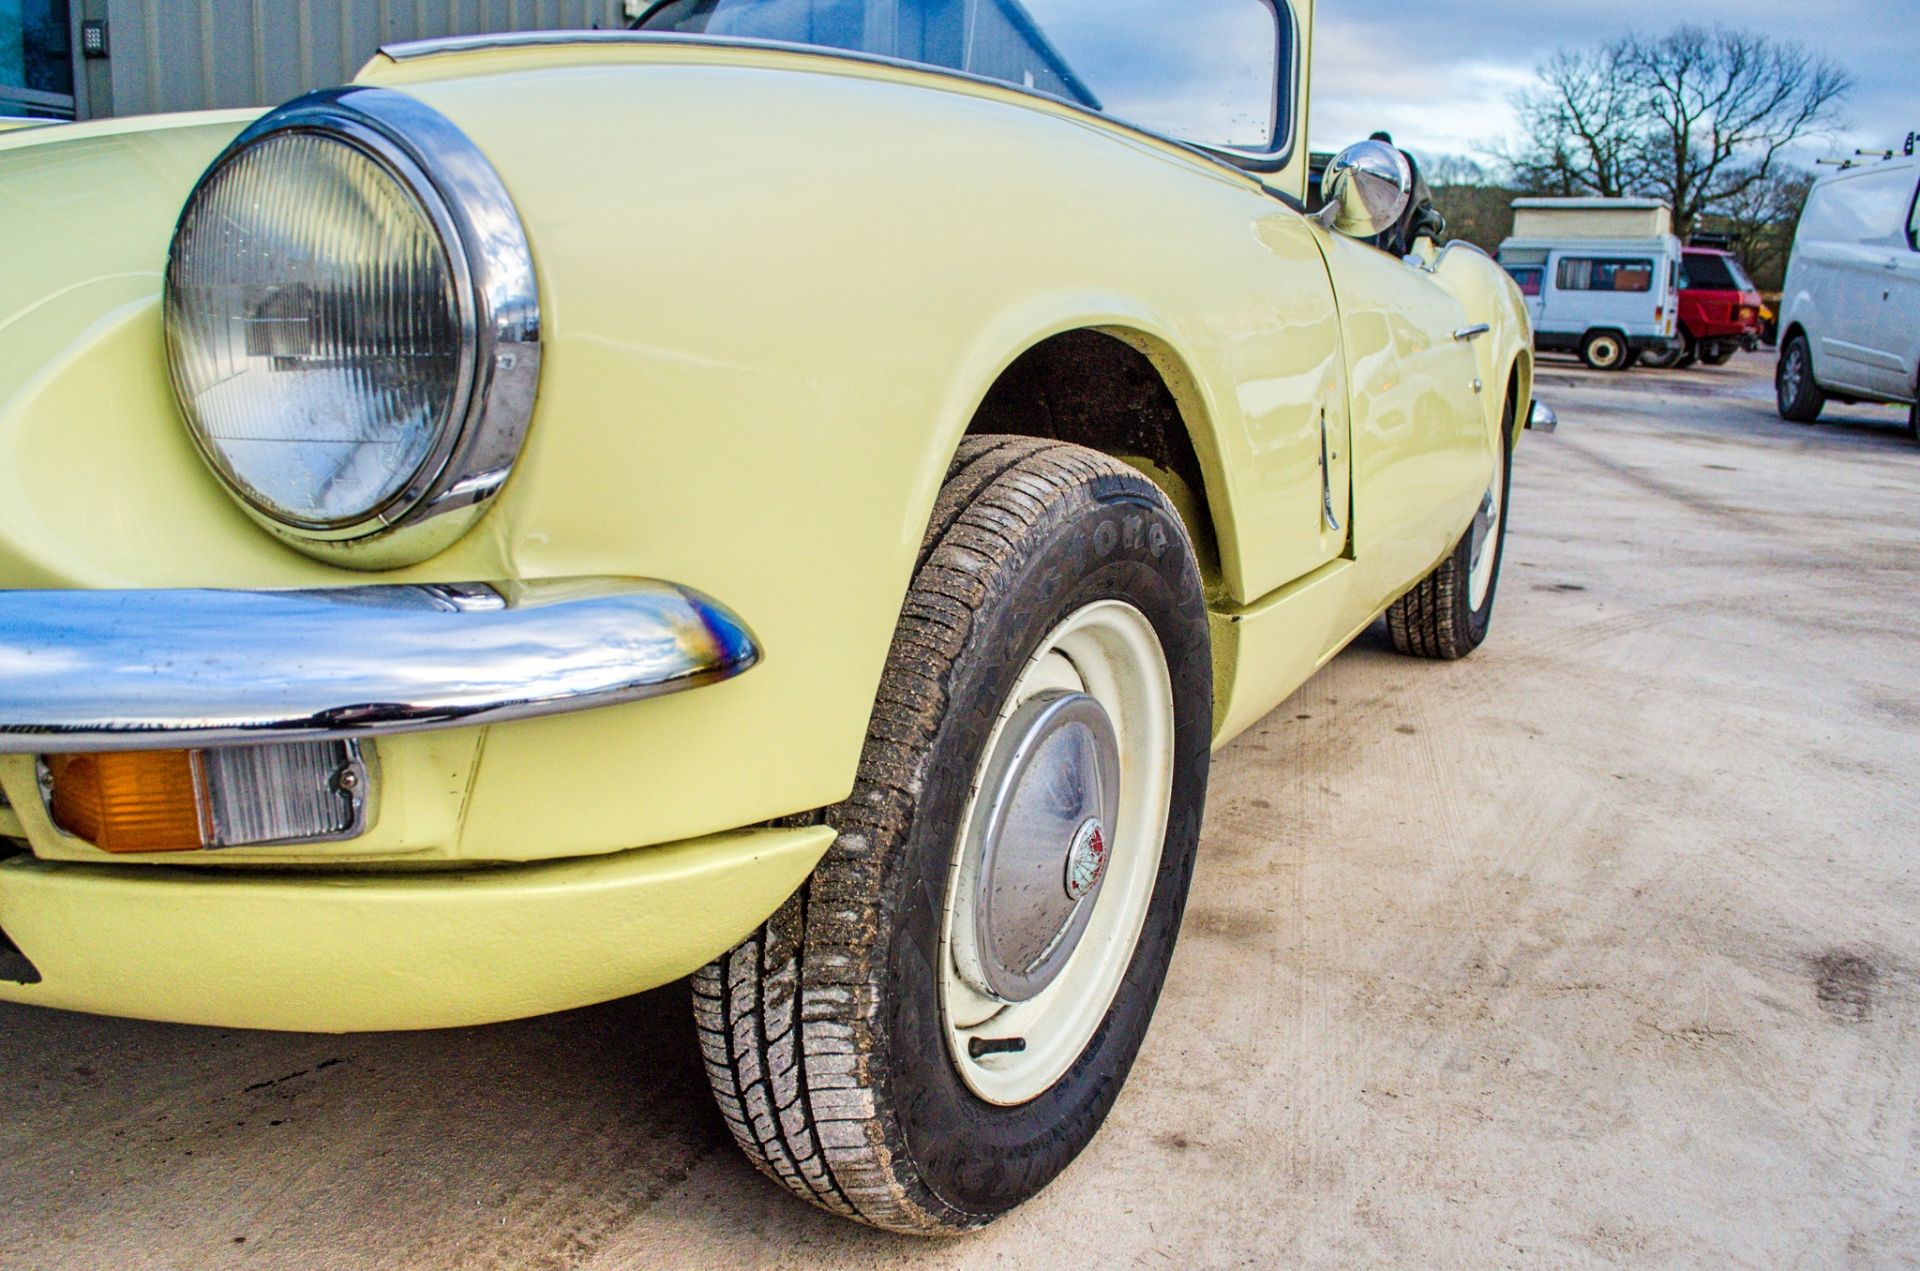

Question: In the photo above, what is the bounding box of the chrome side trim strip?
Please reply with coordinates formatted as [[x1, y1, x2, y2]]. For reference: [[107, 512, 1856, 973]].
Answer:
[[0, 578, 758, 753]]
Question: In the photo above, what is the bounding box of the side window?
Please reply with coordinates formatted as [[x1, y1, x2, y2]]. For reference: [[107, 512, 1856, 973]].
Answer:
[[1505, 266, 1543, 297], [1557, 258, 1654, 293], [1908, 178, 1919, 251]]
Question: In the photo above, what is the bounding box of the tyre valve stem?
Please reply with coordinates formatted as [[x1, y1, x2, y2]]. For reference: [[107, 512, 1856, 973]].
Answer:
[[968, 1036, 1028, 1059]]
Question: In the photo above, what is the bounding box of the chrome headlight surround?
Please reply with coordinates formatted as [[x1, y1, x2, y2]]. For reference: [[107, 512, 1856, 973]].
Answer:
[[163, 86, 540, 568]]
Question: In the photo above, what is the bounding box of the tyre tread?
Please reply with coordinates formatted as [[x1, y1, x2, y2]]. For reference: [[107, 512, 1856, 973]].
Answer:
[[694, 436, 1180, 1234]]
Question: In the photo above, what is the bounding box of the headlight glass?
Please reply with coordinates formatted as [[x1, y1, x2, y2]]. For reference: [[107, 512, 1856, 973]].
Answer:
[[166, 130, 467, 530]]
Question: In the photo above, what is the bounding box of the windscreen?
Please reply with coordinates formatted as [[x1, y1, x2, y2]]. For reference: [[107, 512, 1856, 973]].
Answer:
[[637, 0, 1285, 153]]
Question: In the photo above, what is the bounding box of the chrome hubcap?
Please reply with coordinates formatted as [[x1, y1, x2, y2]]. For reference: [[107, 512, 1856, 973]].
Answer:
[[939, 600, 1175, 1106], [951, 691, 1120, 1004]]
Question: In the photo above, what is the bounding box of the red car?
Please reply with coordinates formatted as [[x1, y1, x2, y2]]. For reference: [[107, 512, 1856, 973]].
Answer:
[[1643, 247, 1764, 367]]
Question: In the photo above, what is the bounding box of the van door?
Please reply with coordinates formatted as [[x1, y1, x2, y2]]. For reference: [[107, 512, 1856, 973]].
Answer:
[[1498, 253, 1548, 331], [1806, 166, 1916, 396], [1868, 169, 1920, 398]]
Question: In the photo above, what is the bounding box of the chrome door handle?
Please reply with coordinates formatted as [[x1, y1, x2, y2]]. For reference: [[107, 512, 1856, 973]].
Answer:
[[1453, 324, 1491, 341]]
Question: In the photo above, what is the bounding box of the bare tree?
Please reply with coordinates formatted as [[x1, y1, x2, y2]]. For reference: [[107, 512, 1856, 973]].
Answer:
[[1698, 167, 1815, 290], [1502, 43, 1642, 198], [1501, 25, 1850, 247], [1627, 27, 1850, 234]]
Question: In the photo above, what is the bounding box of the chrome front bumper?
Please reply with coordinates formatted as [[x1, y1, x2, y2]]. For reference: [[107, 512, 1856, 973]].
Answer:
[[0, 577, 759, 754]]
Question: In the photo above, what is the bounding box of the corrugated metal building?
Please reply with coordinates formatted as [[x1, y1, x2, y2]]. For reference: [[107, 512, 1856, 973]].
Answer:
[[4, 0, 628, 121]]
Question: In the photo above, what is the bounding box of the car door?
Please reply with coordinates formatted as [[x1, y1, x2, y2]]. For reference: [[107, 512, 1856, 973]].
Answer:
[[1312, 230, 1489, 618]]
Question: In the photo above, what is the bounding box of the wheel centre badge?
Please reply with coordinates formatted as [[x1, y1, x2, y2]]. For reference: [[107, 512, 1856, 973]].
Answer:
[[1064, 818, 1109, 901]]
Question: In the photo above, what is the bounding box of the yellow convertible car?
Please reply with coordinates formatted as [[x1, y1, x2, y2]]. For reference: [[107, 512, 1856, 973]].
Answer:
[[0, 0, 1543, 1234]]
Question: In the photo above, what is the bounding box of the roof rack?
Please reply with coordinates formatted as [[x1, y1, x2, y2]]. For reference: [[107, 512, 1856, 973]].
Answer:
[[1818, 143, 1914, 171]]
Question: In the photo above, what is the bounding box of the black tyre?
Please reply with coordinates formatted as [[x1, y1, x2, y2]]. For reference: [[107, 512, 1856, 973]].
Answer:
[[1777, 334, 1825, 423], [1387, 392, 1515, 660], [1579, 330, 1631, 371], [693, 437, 1212, 1234], [1701, 343, 1736, 366], [1908, 397, 1919, 444], [1638, 344, 1684, 370]]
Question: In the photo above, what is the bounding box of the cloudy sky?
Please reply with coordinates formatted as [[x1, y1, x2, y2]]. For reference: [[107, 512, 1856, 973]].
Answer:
[[1309, 0, 1913, 169]]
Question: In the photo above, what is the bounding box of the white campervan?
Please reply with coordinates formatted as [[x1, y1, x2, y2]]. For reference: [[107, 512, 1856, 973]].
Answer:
[[1776, 142, 1920, 441], [1498, 198, 1684, 371]]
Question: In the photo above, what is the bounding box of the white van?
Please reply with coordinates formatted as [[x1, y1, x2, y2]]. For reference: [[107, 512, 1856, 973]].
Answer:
[[1776, 144, 1920, 440], [1498, 198, 1684, 371]]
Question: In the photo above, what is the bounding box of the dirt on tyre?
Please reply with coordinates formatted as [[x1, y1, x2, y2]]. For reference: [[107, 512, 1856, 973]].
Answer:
[[1776, 333, 1825, 422], [692, 436, 1212, 1234], [1387, 391, 1515, 660], [1580, 330, 1631, 371]]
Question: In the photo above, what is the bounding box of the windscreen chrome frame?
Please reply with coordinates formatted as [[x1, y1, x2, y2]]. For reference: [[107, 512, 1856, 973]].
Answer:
[[164, 86, 542, 569], [388, 0, 1300, 174]]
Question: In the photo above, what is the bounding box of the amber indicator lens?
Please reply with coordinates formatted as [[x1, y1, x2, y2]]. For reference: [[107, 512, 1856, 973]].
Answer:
[[44, 741, 364, 853], [46, 752, 210, 853]]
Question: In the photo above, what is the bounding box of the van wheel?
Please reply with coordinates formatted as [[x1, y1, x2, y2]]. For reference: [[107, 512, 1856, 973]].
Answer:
[[692, 437, 1212, 1234], [1908, 397, 1918, 444], [1776, 334, 1825, 422], [1579, 331, 1630, 371]]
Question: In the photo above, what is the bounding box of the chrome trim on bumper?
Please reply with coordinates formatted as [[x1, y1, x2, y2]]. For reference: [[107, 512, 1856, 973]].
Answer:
[[1527, 399, 1559, 432], [0, 578, 759, 754]]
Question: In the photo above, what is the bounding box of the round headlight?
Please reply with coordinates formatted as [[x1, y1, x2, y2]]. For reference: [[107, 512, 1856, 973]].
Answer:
[[165, 87, 539, 561]]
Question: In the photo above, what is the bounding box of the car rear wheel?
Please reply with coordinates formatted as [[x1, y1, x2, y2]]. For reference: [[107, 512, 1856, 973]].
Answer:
[[1386, 391, 1515, 660], [1579, 330, 1631, 372], [1638, 344, 1684, 370], [1701, 343, 1736, 366], [1777, 334, 1825, 423], [1908, 397, 1919, 444], [692, 436, 1211, 1234]]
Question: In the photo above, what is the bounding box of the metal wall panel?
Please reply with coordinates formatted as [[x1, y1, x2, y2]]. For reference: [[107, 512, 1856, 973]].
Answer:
[[82, 0, 625, 118]]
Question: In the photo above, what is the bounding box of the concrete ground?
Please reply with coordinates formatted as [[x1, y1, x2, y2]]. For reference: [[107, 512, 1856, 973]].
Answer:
[[3, 357, 1916, 1269]]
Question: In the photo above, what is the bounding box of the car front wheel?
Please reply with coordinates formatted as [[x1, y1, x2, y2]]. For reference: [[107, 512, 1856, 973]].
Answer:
[[693, 437, 1212, 1234]]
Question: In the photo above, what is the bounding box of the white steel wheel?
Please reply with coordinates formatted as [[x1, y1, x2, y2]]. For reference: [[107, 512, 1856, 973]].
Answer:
[[1467, 438, 1504, 611], [939, 599, 1175, 1105], [691, 436, 1213, 1234]]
